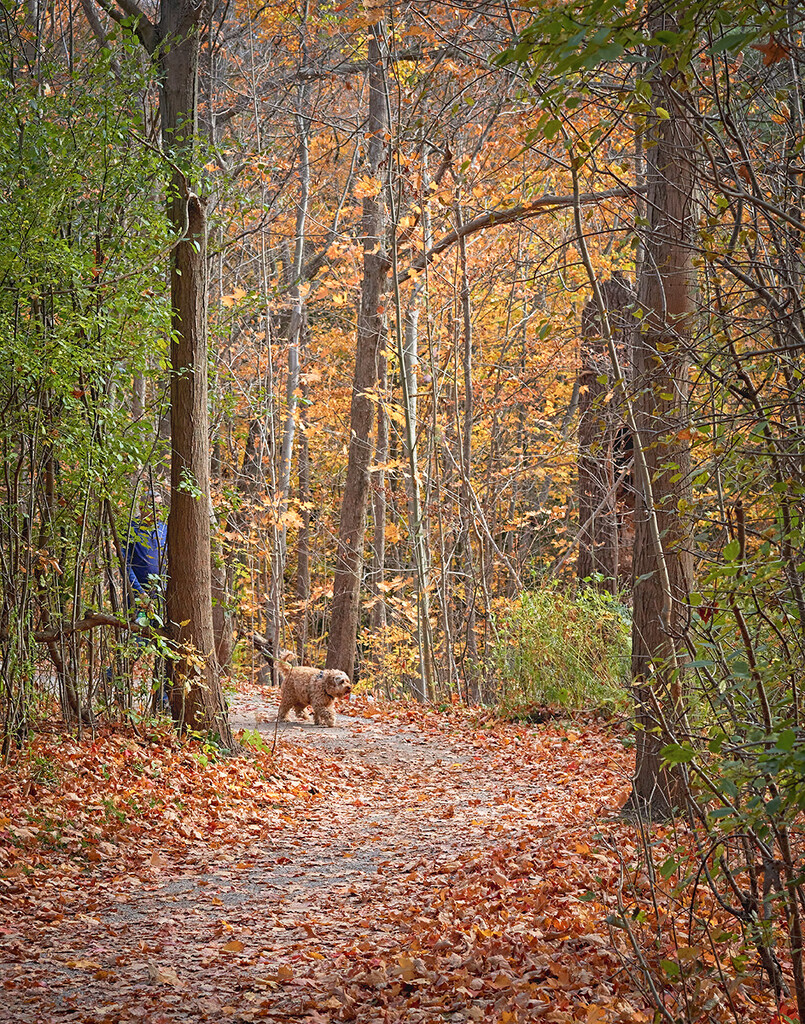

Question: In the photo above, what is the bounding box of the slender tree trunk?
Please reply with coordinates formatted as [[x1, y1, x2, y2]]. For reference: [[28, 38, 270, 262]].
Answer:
[[386, 143, 435, 700], [210, 502, 233, 676], [271, 79, 311, 651], [456, 209, 480, 701], [327, 21, 389, 678], [369, 347, 388, 634], [295, 376, 311, 663]]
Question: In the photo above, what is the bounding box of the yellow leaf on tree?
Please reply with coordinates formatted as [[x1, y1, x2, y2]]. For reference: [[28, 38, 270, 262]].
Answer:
[[354, 175, 383, 199]]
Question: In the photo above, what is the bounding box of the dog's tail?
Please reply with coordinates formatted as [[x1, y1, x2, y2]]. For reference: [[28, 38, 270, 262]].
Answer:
[[251, 633, 296, 674]]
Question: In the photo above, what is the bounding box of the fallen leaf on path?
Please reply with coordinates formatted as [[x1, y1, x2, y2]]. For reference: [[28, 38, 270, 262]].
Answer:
[[147, 964, 182, 986]]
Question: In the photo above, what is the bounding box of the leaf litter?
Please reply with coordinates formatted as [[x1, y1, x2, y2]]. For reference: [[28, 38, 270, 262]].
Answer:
[[0, 689, 781, 1022]]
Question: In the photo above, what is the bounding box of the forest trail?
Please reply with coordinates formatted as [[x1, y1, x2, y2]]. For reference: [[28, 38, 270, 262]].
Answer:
[[0, 691, 647, 1024]]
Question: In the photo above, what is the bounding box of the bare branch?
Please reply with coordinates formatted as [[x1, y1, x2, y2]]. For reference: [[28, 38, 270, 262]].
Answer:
[[78, 0, 122, 76], [29, 613, 156, 643], [397, 186, 644, 285], [88, 0, 157, 53]]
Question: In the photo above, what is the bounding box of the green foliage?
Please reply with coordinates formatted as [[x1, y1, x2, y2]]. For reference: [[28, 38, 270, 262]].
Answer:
[[663, 538, 805, 831], [496, 0, 783, 86], [0, 48, 171, 489], [0, 30, 174, 739], [491, 586, 630, 716], [239, 728, 271, 752]]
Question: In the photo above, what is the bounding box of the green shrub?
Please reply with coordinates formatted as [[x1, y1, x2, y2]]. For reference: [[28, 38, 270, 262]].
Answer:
[[492, 586, 631, 717]]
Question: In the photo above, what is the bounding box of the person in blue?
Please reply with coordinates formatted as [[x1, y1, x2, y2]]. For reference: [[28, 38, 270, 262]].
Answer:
[[115, 518, 169, 709], [125, 519, 168, 608]]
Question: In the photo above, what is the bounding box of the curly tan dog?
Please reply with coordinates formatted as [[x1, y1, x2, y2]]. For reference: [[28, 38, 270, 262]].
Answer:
[[277, 666, 352, 727]]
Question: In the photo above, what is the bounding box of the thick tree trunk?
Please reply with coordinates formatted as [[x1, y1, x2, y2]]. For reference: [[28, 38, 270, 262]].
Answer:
[[165, 194, 230, 743], [326, 23, 388, 679], [627, 20, 695, 816], [157, 0, 233, 745]]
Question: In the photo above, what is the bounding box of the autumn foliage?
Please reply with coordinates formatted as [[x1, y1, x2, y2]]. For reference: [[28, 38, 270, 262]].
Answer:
[[2, 0, 805, 1020]]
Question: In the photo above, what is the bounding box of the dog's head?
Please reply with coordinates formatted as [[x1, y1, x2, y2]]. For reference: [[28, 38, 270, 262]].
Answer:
[[323, 669, 352, 698]]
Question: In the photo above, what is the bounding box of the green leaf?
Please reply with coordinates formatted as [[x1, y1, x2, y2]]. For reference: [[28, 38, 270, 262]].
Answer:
[[652, 30, 682, 46], [709, 29, 756, 55], [709, 806, 739, 820], [723, 539, 741, 561], [777, 729, 797, 752], [662, 742, 697, 765], [708, 733, 725, 753]]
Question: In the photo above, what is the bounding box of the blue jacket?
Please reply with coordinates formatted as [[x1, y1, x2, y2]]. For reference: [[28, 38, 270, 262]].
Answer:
[[125, 521, 168, 598]]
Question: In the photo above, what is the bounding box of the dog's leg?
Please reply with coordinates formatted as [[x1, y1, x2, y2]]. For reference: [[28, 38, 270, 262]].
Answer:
[[313, 700, 336, 727], [277, 689, 293, 722]]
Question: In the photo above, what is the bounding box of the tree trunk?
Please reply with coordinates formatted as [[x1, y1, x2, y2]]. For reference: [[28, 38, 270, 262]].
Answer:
[[369, 346, 388, 634], [165, 193, 229, 742], [627, 15, 695, 816], [326, 22, 388, 679], [157, 0, 233, 745], [577, 274, 635, 591], [456, 209, 480, 702], [295, 376, 311, 663]]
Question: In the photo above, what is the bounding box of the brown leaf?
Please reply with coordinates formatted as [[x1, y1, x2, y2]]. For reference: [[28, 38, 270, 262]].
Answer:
[[149, 850, 168, 869], [147, 964, 182, 987], [750, 34, 790, 65]]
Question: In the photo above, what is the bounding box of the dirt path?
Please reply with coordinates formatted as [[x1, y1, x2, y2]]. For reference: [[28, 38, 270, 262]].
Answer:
[[0, 692, 640, 1024]]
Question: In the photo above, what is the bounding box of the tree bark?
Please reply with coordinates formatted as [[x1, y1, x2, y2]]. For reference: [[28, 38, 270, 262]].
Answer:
[[456, 209, 479, 701], [326, 22, 389, 679], [295, 376, 311, 663], [626, 15, 695, 816], [158, 0, 233, 745], [165, 193, 230, 742], [369, 346, 388, 634], [577, 274, 635, 591]]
